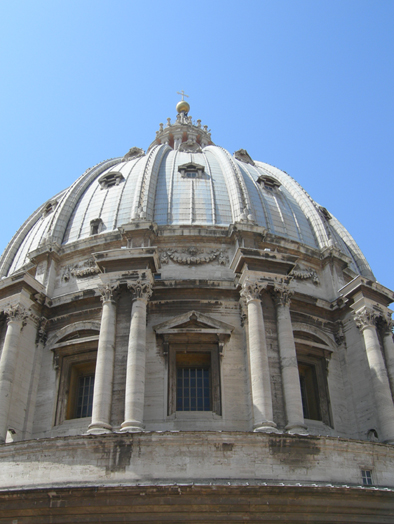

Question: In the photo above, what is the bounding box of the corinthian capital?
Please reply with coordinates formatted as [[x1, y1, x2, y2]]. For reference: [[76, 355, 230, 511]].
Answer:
[[271, 284, 293, 308], [240, 280, 268, 303], [378, 310, 394, 337], [127, 280, 153, 302], [354, 307, 380, 332], [99, 282, 120, 304], [4, 304, 29, 326]]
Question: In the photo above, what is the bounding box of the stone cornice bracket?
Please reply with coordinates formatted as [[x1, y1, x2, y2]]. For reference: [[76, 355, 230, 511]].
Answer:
[[271, 284, 294, 308], [239, 280, 268, 303], [353, 307, 381, 332], [4, 304, 29, 328], [99, 282, 120, 304], [239, 296, 248, 326], [334, 321, 345, 346], [36, 317, 48, 345], [127, 280, 153, 303]]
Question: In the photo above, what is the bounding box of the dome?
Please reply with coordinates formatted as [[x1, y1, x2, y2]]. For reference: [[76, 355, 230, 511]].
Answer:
[[1, 103, 394, 521], [0, 109, 374, 280]]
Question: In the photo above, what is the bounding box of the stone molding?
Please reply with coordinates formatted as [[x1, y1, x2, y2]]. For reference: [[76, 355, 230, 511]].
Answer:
[[178, 140, 202, 153], [234, 149, 255, 166], [122, 147, 145, 161]]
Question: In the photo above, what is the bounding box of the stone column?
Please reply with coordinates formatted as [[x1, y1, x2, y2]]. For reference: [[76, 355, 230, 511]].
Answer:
[[88, 283, 119, 435], [241, 281, 277, 432], [381, 314, 394, 400], [354, 307, 394, 444], [271, 285, 307, 434], [0, 305, 27, 444], [121, 280, 152, 433]]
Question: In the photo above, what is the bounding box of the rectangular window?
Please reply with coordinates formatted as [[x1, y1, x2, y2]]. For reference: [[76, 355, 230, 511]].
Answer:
[[168, 344, 221, 416], [177, 368, 210, 411], [362, 470, 373, 486], [65, 361, 96, 421], [176, 352, 211, 411], [298, 362, 321, 421]]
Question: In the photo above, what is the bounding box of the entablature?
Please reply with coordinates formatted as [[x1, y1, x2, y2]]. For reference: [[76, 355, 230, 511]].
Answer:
[[339, 275, 394, 309], [93, 247, 160, 274]]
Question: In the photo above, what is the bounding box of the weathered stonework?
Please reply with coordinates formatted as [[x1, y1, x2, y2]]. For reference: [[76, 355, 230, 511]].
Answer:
[[0, 104, 393, 520]]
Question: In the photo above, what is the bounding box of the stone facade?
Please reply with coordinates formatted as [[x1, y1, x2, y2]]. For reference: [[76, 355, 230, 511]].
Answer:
[[0, 105, 393, 520]]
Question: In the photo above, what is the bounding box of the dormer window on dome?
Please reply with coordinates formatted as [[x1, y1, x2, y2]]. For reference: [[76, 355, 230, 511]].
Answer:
[[42, 200, 58, 217], [90, 218, 103, 236], [98, 172, 124, 190], [178, 162, 206, 179], [257, 174, 281, 190]]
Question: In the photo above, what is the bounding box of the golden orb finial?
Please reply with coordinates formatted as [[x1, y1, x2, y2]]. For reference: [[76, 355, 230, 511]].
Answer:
[[176, 100, 190, 114], [176, 90, 190, 114]]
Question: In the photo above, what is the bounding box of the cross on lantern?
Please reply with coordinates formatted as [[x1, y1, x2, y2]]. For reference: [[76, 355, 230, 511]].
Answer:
[[177, 90, 189, 101]]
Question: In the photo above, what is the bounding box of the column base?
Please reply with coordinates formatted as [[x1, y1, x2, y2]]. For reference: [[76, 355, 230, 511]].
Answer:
[[87, 422, 113, 435], [253, 421, 279, 433], [120, 420, 145, 433], [285, 423, 308, 435]]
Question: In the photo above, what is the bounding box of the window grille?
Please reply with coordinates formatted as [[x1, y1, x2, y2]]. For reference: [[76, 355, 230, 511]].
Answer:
[[176, 368, 210, 411], [75, 374, 94, 418]]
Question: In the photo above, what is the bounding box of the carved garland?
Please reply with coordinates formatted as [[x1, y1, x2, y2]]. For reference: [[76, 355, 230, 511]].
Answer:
[[160, 247, 229, 266], [62, 258, 100, 281], [289, 264, 320, 284]]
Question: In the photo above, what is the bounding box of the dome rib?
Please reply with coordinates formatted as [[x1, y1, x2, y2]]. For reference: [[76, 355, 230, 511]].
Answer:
[[255, 161, 330, 249], [53, 159, 120, 246], [0, 188, 66, 278], [205, 146, 245, 223], [0, 141, 374, 282], [202, 151, 217, 225], [329, 215, 375, 279], [131, 145, 169, 221]]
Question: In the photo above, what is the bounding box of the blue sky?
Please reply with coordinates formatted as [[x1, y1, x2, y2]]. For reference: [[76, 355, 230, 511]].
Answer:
[[1, 1, 393, 292]]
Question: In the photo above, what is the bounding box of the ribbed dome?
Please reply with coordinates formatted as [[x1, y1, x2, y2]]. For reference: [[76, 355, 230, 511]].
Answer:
[[0, 114, 374, 280]]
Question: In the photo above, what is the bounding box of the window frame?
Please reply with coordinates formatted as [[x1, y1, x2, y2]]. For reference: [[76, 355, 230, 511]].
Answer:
[[52, 334, 98, 426], [168, 342, 221, 416], [153, 310, 234, 420]]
